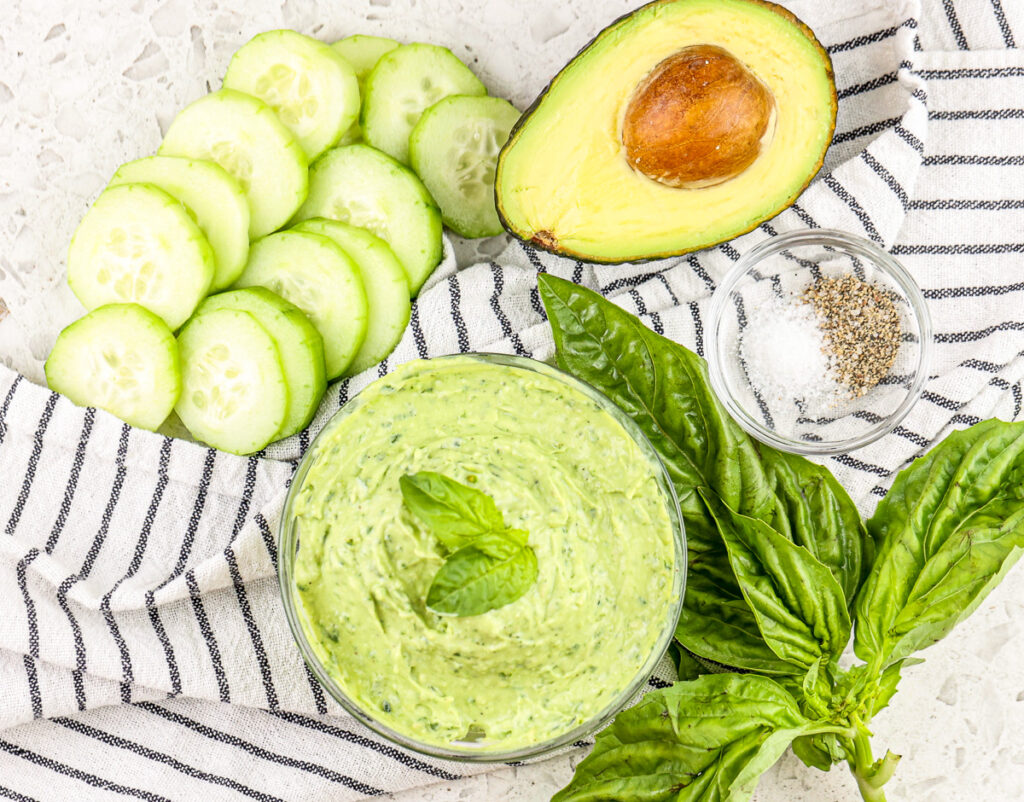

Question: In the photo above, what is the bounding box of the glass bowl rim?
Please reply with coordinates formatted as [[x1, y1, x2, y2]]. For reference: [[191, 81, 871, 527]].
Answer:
[[706, 228, 933, 456], [277, 351, 687, 763]]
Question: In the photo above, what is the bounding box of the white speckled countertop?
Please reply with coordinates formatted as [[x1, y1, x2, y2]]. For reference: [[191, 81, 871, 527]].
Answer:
[[2, 2, 1024, 801]]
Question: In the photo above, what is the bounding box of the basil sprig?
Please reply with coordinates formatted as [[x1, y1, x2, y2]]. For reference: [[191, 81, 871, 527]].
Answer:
[[540, 274, 1024, 802], [400, 471, 537, 617]]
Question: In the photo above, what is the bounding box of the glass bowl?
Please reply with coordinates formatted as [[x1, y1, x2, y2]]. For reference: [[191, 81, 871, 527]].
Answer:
[[278, 353, 686, 763], [707, 229, 932, 455]]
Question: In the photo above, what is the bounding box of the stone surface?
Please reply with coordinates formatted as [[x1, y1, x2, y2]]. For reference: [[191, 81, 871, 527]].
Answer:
[[2, 2, 1024, 801]]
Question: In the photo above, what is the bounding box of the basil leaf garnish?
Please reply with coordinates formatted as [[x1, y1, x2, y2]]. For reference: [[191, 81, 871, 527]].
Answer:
[[399, 470, 506, 551], [538, 273, 869, 672], [552, 674, 833, 802], [702, 489, 852, 670], [854, 420, 1024, 668], [426, 532, 538, 617], [401, 471, 538, 616]]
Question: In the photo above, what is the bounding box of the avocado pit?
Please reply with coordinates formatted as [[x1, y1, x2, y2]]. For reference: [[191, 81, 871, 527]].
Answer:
[[622, 44, 775, 189]]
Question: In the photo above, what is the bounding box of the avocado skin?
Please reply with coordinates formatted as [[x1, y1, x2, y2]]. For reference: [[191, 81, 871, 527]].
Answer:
[[494, 0, 838, 265]]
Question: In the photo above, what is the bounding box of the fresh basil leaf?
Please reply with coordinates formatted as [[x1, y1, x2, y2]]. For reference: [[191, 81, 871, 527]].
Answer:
[[759, 448, 872, 606], [400, 471, 505, 550], [552, 674, 818, 802], [538, 273, 775, 525], [854, 420, 1024, 667], [870, 657, 921, 716], [503, 527, 529, 547], [669, 641, 712, 682], [792, 732, 845, 772], [702, 489, 852, 670], [426, 532, 538, 616], [538, 274, 868, 672], [677, 567, 803, 676]]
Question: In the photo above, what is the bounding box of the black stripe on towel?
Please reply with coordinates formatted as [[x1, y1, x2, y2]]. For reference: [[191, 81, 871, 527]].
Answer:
[[0, 783, 38, 801], [157, 448, 215, 592], [5, 394, 58, 536], [225, 547, 277, 707], [54, 424, 130, 709], [137, 703, 384, 796], [942, 0, 969, 49], [909, 199, 1024, 211], [52, 718, 287, 802], [225, 458, 279, 710], [255, 512, 278, 569], [0, 374, 23, 443], [832, 117, 901, 144], [827, 26, 897, 54], [924, 281, 1024, 299], [861, 151, 910, 209], [0, 738, 171, 802], [185, 571, 230, 704], [269, 710, 462, 781], [991, 0, 1017, 48], [924, 154, 1024, 166], [488, 263, 527, 356], [837, 72, 898, 99], [892, 243, 1024, 256], [409, 302, 429, 359], [44, 407, 95, 553], [930, 108, 1024, 121], [301, 661, 328, 716], [448, 274, 470, 353], [824, 174, 883, 244], [102, 438, 172, 604]]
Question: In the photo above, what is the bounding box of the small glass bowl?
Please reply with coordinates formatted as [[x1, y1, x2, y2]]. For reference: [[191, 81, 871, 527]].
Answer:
[[707, 229, 932, 455], [277, 353, 686, 763]]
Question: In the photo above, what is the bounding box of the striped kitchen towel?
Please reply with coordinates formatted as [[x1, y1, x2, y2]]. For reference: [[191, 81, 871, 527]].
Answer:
[[3, 0, 1024, 799]]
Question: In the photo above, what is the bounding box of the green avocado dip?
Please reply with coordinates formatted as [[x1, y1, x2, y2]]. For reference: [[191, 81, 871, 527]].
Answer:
[[289, 355, 681, 752]]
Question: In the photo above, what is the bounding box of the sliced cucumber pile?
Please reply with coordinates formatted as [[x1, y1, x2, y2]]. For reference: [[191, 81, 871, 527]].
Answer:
[[159, 89, 309, 239], [362, 43, 486, 166], [175, 307, 289, 455], [410, 95, 521, 238], [293, 218, 411, 375], [292, 144, 442, 295], [50, 25, 524, 452], [332, 35, 399, 144], [234, 230, 368, 379], [197, 288, 325, 440], [109, 156, 250, 290], [224, 30, 359, 161], [68, 183, 215, 330], [45, 304, 180, 432]]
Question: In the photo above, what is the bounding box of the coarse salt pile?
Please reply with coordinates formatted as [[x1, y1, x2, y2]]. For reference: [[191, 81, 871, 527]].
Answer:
[[738, 295, 840, 405]]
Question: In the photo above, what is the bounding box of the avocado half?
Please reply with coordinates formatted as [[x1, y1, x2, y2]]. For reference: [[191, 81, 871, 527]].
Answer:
[[495, 0, 837, 263]]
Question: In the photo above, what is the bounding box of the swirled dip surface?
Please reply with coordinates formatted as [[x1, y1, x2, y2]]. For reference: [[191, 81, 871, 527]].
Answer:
[[291, 356, 679, 751]]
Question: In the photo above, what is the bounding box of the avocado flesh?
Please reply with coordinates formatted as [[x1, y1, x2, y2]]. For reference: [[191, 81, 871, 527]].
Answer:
[[495, 0, 837, 263]]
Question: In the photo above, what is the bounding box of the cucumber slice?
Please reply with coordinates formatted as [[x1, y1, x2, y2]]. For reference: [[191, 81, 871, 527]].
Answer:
[[68, 183, 215, 330], [234, 230, 368, 379], [109, 156, 250, 290], [176, 307, 288, 454], [292, 144, 442, 296], [45, 303, 180, 432], [332, 35, 400, 144], [159, 89, 308, 239], [197, 287, 326, 439], [223, 30, 359, 161], [293, 218, 410, 375], [362, 43, 486, 165], [410, 95, 520, 238], [332, 35, 400, 79]]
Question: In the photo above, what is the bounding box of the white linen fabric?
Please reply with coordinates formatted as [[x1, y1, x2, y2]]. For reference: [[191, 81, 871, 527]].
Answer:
[[2, 0, 1024, 799]]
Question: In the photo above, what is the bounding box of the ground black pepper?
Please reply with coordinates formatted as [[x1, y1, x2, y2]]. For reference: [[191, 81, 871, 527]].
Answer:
[[802, 275, 901, 399]]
